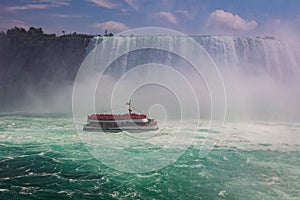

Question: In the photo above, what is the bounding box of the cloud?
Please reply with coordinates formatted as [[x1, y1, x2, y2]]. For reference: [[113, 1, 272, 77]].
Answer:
[[158, 11, 178, 25], [207, 9, 257, 32], [124, 0, 139, 10], [5, 4, 51, 11], [91, 20, 129, 32], [4, 0, 70, 11], [89, 0, 118, 9], [30, 0, 70, 6], [51, 13, 83, 18], [0, 17, 29, 30], [175, 10, 190, 18]]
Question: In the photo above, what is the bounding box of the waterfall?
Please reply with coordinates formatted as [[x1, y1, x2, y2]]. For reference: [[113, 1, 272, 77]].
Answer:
[[82, 35, 300, 120], [1, 34, 299, 118], [196, 36, 300, 80], [86, 35, 300, 81]]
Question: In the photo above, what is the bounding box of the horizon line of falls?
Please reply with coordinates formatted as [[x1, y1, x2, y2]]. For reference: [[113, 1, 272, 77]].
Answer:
[[78, 35, 300, 121]]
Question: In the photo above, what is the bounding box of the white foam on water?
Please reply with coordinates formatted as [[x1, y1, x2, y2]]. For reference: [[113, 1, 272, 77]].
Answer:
[[219, 121, 300, 151]]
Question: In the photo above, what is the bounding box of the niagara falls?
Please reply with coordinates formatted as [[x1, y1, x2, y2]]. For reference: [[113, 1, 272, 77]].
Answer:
[[1, 1, 300, 200]]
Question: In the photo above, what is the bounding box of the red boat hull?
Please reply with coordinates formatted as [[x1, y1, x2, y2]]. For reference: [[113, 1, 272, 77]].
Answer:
[[83, 113, 158, 132]]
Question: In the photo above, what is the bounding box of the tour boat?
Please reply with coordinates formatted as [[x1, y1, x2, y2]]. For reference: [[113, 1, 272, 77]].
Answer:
[[83, 100, 158, 132]]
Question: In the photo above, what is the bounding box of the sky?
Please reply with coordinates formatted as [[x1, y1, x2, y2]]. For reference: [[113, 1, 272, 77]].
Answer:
[[0, 0, 300, 36]]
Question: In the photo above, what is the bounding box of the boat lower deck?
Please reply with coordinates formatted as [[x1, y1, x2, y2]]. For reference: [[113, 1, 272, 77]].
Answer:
[[83, 124, 159, 132]]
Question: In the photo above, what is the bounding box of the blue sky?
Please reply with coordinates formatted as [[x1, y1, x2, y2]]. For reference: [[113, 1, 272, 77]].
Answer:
[[0, 0, 300, 36]]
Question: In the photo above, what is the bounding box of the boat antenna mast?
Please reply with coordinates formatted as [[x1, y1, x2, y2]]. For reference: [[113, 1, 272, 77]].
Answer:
[[127, 99, 132, 114]]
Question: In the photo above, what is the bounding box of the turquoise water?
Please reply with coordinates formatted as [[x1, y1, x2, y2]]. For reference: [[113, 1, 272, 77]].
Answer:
[[0, 114, 300, 199]]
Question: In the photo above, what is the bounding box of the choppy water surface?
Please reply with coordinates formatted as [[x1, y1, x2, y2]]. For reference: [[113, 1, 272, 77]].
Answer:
[[0, 113, 300, 199]]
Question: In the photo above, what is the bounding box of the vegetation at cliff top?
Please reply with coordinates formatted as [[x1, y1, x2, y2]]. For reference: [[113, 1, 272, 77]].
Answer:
[[0, 26, 104, 40]]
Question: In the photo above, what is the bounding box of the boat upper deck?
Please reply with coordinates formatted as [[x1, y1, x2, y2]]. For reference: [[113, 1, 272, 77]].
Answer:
[[88, 113, 147, 121]]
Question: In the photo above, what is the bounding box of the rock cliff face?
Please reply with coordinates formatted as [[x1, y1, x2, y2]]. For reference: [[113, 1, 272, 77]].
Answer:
[[0, 27, 299, 114], [0, 28, 91, 111]]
